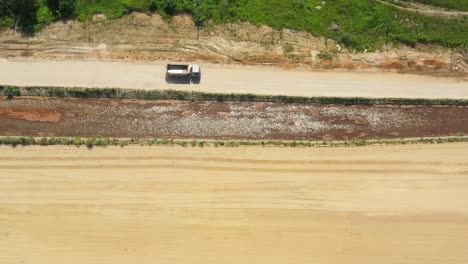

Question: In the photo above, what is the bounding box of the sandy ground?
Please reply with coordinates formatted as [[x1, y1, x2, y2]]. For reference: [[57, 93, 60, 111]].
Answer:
[[0, 58, 467, 99], [1, 144, 468, 264]]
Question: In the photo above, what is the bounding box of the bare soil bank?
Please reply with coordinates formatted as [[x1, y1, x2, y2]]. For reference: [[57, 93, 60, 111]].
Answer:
[[1, 13, 466, 75], [1, 97, 467, 140], [1, 144, 468, 264]]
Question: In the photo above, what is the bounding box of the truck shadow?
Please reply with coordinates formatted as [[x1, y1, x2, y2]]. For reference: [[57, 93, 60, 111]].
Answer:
[[165, 75, 191, 84], [165, 75, 201, 85], [192, 77, 201, 84]]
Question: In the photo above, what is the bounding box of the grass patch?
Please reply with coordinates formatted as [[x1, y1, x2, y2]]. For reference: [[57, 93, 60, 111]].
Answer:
[[0, 0, 466, 50], [1, 85, 468, 106], [1, 136, 467, 148]]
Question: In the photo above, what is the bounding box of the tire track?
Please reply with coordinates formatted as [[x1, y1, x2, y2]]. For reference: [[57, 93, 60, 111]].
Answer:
[[0, 164, 466, 175], [0, 156, 467, 166]]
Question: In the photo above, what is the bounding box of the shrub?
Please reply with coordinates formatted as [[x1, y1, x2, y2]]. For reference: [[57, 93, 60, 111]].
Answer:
[[26, 137, 36, 145], [283, 43, 295, 59], [35, 0, 57, 31], [3, 86, 20, 100], [0, 16, 14, 30], [58, 0, 76, 19], [39, 137, 48, 146], [74, 137, 82, 146], [86, 138, 96, 149], [119, 140, 129, 147], [316, 51, 335, 61]]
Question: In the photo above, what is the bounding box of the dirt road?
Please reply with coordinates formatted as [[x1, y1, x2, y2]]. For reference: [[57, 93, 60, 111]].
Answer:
[[1, 144, 468, 263], [376, 0, 468, 17], [1, 58, 467, 99]]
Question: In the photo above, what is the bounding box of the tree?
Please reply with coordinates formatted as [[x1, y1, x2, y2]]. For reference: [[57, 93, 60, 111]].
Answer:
[[58, 0, 75, 18], [3, 86, 20, 100], [41, 0, 74, 18], [35, 0, 56, 30], [0, 0, 36, 33], [151, 0, 178, 18], [192, 0, 212, 40]]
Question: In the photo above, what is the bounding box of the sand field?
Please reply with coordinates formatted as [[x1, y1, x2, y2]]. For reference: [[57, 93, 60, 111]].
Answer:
[[1, 144, 468, 263]]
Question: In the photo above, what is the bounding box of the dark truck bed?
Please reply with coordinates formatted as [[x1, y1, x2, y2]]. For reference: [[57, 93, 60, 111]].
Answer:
[[165, 64, 201, 84], [166, 64, 191, 76]]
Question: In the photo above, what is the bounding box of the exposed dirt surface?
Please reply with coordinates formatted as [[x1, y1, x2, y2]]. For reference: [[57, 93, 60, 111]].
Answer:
[[0, 108, 63, 123], [0, 13, 466, 75], [1, 144, 468, 264], [1, 97, 467, 140]]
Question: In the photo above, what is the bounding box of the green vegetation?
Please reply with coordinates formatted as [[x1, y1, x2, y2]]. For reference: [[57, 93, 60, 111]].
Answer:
[[409, 0, 468, 11], [3, 86, 20, 99], [1, 85, 468, 106], [0, 0, 466, 49], [0, 0, 36, 33], [316, 50, 335, 61], [0, 136, 467, 148]]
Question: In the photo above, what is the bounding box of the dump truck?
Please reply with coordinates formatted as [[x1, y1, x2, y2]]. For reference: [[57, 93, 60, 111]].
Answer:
[[165, 63, 201, 84]]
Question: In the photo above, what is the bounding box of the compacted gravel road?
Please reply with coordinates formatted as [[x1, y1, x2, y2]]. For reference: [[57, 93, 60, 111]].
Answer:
[[1, 58, 467, 99]]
